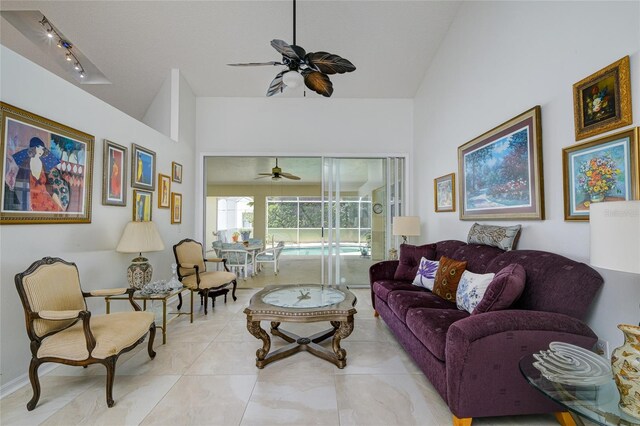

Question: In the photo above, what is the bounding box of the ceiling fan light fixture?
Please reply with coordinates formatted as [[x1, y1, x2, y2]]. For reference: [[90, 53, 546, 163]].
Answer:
[[282, 70, 303, 88]]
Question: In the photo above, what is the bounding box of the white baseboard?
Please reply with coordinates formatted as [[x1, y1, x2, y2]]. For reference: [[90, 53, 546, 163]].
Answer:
[[0, 364, 58, 399]]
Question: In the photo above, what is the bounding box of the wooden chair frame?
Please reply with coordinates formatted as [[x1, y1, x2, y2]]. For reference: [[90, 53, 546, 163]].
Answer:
[[14, 257, 156, 410]]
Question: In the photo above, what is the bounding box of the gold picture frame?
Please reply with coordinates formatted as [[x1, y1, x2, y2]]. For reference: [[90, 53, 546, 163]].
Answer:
[[133, 189, 152, 221], [171, 192, 182, 224], [562, 127, 639, 221], [158, 173, 171, 208], [573, 56, 632, 141], [434, 173, 455, 212], [1, 102, 94, 224]]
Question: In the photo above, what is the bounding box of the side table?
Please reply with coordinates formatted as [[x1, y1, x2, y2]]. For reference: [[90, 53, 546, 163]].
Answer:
[[105, 288, 188, 344]]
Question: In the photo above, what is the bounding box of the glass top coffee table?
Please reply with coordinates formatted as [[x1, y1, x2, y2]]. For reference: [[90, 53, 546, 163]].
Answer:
[[519, 353, 640, 426], [244, 284, 357, 369]]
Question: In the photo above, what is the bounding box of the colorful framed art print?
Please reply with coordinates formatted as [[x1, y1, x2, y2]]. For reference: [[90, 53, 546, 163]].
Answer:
[[434, 173, 455, 212], [102, 140, 127, 207], [131, 144, 155, 191], [133, 189, 152, 221], [158, 173, 171, 208], [1, 102, 94, 224], [171, 192, 182, 224], [563, 127, 639, 221], [458, 106, 544, 220], [171, 161, 182, 183]]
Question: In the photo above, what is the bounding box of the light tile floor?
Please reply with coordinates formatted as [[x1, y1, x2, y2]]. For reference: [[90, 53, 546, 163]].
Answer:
[[1, 289, 580, 426]]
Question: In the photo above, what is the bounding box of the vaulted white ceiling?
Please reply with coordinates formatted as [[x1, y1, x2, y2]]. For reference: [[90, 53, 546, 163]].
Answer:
[[0, 1, 460, 120]]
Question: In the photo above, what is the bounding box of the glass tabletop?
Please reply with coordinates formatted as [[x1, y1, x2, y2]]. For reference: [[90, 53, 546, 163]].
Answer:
[[260, 284, 346, 309], [519, 353, 640, 426]]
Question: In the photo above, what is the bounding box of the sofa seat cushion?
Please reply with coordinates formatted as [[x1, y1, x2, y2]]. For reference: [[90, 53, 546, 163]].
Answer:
[[372, 280, 421, 303], [388, 290, 457, 321], [406, 307, 470, 361]]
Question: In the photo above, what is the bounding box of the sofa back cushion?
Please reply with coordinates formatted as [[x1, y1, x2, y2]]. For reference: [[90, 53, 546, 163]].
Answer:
[[394, 243, 437, 281], [449, 244, 505, 274], [434, 240, 467, 261], [485, 250, 603, 319], [473, 264, 525, 314]]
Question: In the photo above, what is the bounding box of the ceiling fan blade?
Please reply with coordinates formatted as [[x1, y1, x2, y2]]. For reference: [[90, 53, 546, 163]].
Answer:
[[267, 71, 286, 97], [280, 172, 301, 180], [271, 39, 302, 60], [228, 61, 283, 66], [304, 52, 356, 75], [255, 175, 271, 180], [302, 71, 333, 97], [257, 173, 273, 176]]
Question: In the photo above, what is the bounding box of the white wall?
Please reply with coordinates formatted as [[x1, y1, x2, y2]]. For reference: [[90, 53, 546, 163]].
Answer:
[[413, 1, 640, 348], [142, 70, 172, 139], [0, 46, 197, 387]]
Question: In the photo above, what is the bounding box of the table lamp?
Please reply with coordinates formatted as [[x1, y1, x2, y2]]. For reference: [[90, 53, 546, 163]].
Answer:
[[116, 221, 165, 289], [389, 216, 421, 260], [589, 200, 640, 419]]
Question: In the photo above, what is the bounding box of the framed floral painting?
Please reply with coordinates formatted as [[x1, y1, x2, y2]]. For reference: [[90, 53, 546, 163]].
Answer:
[[102, 140, 127, 206], [158, 173, 170, 208], [171, 192, 182, 224], [434, 173, 455, 212], [573, 56, 632, 141], [171, 161, 182, 183], [131, 144, 155, 191], [133, 189, 152, 221], [458, 106, 544, 220], [1, 102, 94, 224], [563, 127, 639, 221]]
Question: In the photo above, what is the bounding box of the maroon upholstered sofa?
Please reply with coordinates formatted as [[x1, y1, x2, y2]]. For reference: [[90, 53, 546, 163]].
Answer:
[[369, 241, 603, 425]]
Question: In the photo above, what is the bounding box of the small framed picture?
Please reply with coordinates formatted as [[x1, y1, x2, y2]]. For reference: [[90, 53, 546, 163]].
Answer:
[[102, 140, 127, 206], [573, 56, 632, 141], [171, 192, 182, 224], [171, 161, 182, 183], [562, 127, 639, 221], [131, 144, 156, 190], [133, 189, 152, 221], [434, 173, 455, 212], [158, 173, 171, 208]]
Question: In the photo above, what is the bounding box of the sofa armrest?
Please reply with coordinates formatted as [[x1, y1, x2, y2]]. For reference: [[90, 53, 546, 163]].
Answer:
[[445, 310, 598, 418], [369, 260, 399, 284]]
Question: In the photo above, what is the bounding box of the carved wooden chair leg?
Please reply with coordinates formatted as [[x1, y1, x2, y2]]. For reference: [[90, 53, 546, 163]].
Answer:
[[203, 289, 210, 315], [147, 323, 157, 358], [104, 357, 117, 408], [26, 359, 41, 411], [231, 280, 238, 301]]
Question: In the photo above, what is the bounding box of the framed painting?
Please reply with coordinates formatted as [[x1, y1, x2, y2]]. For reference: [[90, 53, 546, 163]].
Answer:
[[1, 102, 94, 224], [171, 161, 182, 183], [171, 192, 182, 224], [458, 106, 544, 220], [131, 144, 155, 191], [158, 173, 171, 208], [563, 127, 639, 221], [434, 173, 455, 212], [573, 56, 632, 141], [133, 189, 152, 221], [102, 140, 127, 206]]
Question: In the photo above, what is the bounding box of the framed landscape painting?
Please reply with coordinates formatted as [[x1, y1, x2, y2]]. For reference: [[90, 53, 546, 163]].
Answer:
[[1, 102, 94, 224], [102, 140, 127, 206], [171, 192, 182, 224], [131, 144, 155, 191], [158, 173, 171, 208], [133, 189, 152, 221], [573, 56, 632, 141], [458, 106, 544, 220], [434, 173, 455, 212], [563, 127, 639, 221]]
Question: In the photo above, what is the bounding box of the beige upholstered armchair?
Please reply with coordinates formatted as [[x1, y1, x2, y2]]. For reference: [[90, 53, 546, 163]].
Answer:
[[172, 238, 237, 322], [14, 257, 157, 410]]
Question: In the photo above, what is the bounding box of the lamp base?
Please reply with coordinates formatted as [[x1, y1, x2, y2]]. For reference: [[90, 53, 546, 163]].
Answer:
[[612, 324, 640, 420], [388, 248, 398, 260], [128, 256, 152, 289]]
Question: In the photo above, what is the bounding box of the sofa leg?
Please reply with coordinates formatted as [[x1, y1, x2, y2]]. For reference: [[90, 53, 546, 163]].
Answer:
[[452, 416, 472, 426], [554, 412, 577, 426], [373, 310, 379, 317]]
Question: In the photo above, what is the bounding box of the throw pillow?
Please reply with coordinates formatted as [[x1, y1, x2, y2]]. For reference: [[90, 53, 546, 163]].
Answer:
[[473, 263, 526, 314], [456, 270, 496, 313], [432, 256, 467, 302], [412, 257, 439, 291], [467, 223, 522, 251], [394, 243, 437, 282]]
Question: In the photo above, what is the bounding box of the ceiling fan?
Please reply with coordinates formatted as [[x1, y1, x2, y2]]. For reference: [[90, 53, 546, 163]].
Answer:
[[256, 158, 301, 181], [228, 0, 355, 97]]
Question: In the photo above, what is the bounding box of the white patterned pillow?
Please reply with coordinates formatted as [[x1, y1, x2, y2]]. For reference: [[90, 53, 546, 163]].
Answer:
[[412, 257, 439, 291], [456, 270, 496, 313]]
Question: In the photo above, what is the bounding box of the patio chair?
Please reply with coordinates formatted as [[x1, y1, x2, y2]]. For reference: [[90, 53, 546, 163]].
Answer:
[[219, 247, 251, 280], [14, 257, 156, 410], [255, 242, 285, 275]]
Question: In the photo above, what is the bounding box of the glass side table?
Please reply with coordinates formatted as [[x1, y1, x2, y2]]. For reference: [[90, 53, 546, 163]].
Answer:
[[519, 353, 640, 426], [105, 288, 188, 345]]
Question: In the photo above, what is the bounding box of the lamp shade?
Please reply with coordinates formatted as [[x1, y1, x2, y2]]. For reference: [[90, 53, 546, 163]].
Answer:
[[589, 201, 640, 274], [392, 216, 421, 237], [116, 221, 165, 254]]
